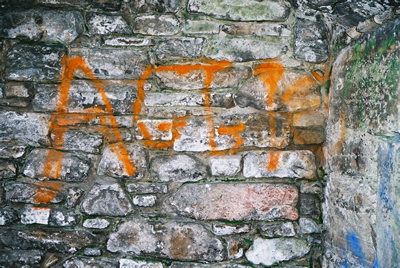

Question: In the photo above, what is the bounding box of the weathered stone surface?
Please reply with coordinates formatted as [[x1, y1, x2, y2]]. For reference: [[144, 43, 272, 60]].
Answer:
[[156, 38, 204, 60], [81, 183, 133, 216], [293, 112, 325, 128], [0, 229, 100, 254], [205, 38, 287, 62], [210, 155, 241, 176], [183, 20, 220, 34], [97, 143, 148, 179], [227, 237, 243, 259], [0, 249, 44, 268], [49, 210, 80, 227], [170, 263, 250, 268], [174, 114, 291, 152], [133, 195, 157, 207], [104, 37, 155, 47], [33, 81, 138, 114], [36, 0, 91, 6], [0, 160, 16, 179], [5, 181, 66, 204], [245, 238, 310, 266], [136, 119, 173, 141], [243, 150, 316, 179], [69, 48, 149, 80], [133, 15, 180, 36], [150, 154, 210, 182], [66, 187, 84, 208], [222, 23, 291, 37], [258, 221, 296, 238], [187, 0, 290, 21], [21, 207, 51, 225], [213, 224, 251, 236], [126, 183, 168, 194], [0, 8, 84, 44], [57, 256, 117, 267], [107, 219, 224, 261], [294, 17, 329, 63], [87, 12, 131, 35], [235, 70, 320, 112], [51, 130, 103, 154], [3, 83, 30, 98], [131, 0, 180, 13], [145, 92, 234, 108], [92, 0, 122, 11], [83, 248, 102, 256], [300, 195, 320, 217], [83, 218, 110, 229], [22, 149, 91, 182], [5, 44, 66, 82], [299, 218, 321, 234], [120, 259, 163, 268], [294, 129, 325, 145], [0, 99, 30, 108], [165, 183, 299, 221], [300, 181, 322, 195], [0, 112, 50, 147], [0, 209, 18, 225]]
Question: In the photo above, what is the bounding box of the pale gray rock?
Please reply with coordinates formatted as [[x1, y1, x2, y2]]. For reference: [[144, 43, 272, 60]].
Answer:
[[136, 119, 173, 141], [87, 12, 131, 35], [150, 154, 210, 182], [258, 221, 296, 238], [131, 0, 181, 13], [170, 263, 250, 268], [133, 15, 180, 36], [22, 149, 91, 182], [156, 38, 204, 60], [57, 256, 117, 268], [210, 155, 241, 176], [0, 250, 44, 268], [119, 259, 163, 268], [5, 181, 66, 204], [243, 150, 316, 179], [83, 248, 102, 256], [83, 218, 110, 229], [212, 224, 251, 236], [66, 187, 84, 208], [107, 219, 224, 262], [300, 181, 323, 195], [81, 183, 134, 216], [21, 207, 51, 225], [126, 183, 168, 194], [0, 209, 18, 225], [0, 111, 50, 146], [145, 92, 234, 108], [222, 23, 291, 37], [133, 195, 157, 207], [299, 218, 321, 234], [293, 113, 326, 128], [4, 83, 30, 98], [49, 210, 80, 227], [104, 37, 155, 47], [183, 20, 220, 34], [51, 130, 103, 154], [36, 0, 91, 6], [97, 143, 148, 180], [0, 160, 16, 179], [245, 238, 310, 266]]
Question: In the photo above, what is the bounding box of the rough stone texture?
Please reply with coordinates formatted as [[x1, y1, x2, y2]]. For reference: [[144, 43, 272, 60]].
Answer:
[[187, 0, 290, 21], [83, 248, 102, 256], [212, 224, 251, 236], [126, 183, 168, 194], [299, 218, 321, 234], [300, 195, 321, 217], [131, 0, 181, 13], [120, 259, 163, 268], [169, 263, 250, 268], [66, 187, 84, 208], [258, 221, 296, 238], [133, 195, 157, 207], [4, 44, 66, 81], [83, 218, 110, 229], [36, 0, 91, 6], [87, 12, 131, 35], [227, 237, 243, 259], [243, 150, 316, 179], [97, 143, 148, 180], [0, 160, 16, 179], [57, 256, 117, 267], [245, 238, 310, 266], [294, 17, 329, 63], [222, 23, 291, 37], [165, 183, 299, 221], [156, 38, 204, 60], [136, 119, 173, 141], [300, 181, 322, 195], [293, 112, 325, 128], [150, 154, 210, 182], [92, 0, 122, 11], [49, 210, 80, 227], [0, 111, 50, 146], [133, 15, 180, 36], [205, 37, 287, 62], [0, 229, 101, 254], [235, 70, 321, 112], [21, 207, 51, 225], [5, 181, 66, 204], [69, 48, 149, 80], [107, 219, 224, 261], [145, 92, 234, 108], [210, 155, 241, 176], [51, 130, 103, 154], [81, 183, 133, 216], [104, 37, 155, 47], [22, 149, 91, 182], [294, 129, 325, 144], [0, 209, 19, 225], [0, 250, 44, 268], [0, 8, 84, 44], [183, 20, 220, 34], [3, 83, 30, 98]]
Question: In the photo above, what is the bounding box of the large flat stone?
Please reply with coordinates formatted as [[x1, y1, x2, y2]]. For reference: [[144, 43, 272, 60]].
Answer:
[[131, 0, 180, 13], [107, 219, 224, 262], [87, 12, 131, 35], [156, 38, 204, 60], [144, 92, 234, 108], [120, 259, 163, 268], [187, 0, 290, 21], [22, 149, 91, 182], [170, 263, 250, 268], [58, 256, 117, 268], [165, 183, 299, 221], [51, 130, 103, 154], [243, 150, 316, 179], [5, 181, 66, 204], [133, 15, 180, 36], [222, 23, 291, 37], [4, 44, 66, 81]]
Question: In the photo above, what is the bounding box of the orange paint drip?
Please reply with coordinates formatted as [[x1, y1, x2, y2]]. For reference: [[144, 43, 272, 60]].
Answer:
[[158, 121, 172, 132], [282, 75, 319, 108], [255, 62, 285, 109], [42, 150, 64, 179], [34, 181, 62, 204], [217, 122, 246, 148], [137, 122, 153, 140], [267, 151, 281, 171], [269, 117, 277, 147], [135, 65, 153, 115], [109, 143, 136, 176]]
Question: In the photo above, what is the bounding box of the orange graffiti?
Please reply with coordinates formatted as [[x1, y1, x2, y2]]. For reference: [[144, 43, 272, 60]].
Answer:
[[42, 150, 64, 179], [267, 151, 281, 171], [33, 181, 63, 204], [109, 143, 136, 175], [217, 122, 246, 148], [255, 62, 285, 109], [282, 75, 320, 110]]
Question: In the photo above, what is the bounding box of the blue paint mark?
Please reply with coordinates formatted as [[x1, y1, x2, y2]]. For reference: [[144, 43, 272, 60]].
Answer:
[[347, 232, 366, 264]]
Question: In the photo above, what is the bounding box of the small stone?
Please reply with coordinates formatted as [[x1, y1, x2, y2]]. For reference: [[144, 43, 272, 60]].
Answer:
[[136, 119, 173, 141], [4, 84, 30, 98], [243, 150, 316, 179], [356, 19, 379, 33], [44, 254, 59, 268], [58, 256, 117, 267], [227, 237, 243, 260], [22, 149, 91, 182], [104, 37, 155, 47], [210, 155, 241, 176], [245, 238, 310, 266], [126, 183, 168, 194], [83, 218, 110, 229], [81, 183, 134, 216], [131, 0, 180, 13], [183, 20, 220, 34], [205, 37, 287, 62], [83, 248, 102, 256], [0, 250, 44, 268], [49, 209, 80, 227], [0, 209, 18, 225], [187, 0, 290, 21], [66, 187, 84, 208], [5, 181, 66, 204], [107, 219, 224, 262], [133, 195, 157, 207], [5, 43, 66, 81], [299, 218, 321, 234], [0, 111, 50, 146], [97, 143, 148, 180], [92, 0, 122, 11], [0, 160, 16, 179], [293, 113, 325, 128], [0, 229, 101, 254], [21, 207, 51, 225], [300, 195, 321, 217], [133, 15, 180, 36], [222, 23, 291, 37], [294, 129, 325, 145], [212, 223, 251, 236], [300, 181, 322, 195], [87, 12, 131, 35], [150, 154, 210, 182], [165, 183, 299, 221], [51, 130, 103, 154], [258, 222, 296, 238], [119, 259, 163, 268], [156, 38, 204, 60]]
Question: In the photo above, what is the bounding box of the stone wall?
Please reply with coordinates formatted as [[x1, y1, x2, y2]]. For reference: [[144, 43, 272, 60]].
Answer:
[[0, 0, 399, 267]]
